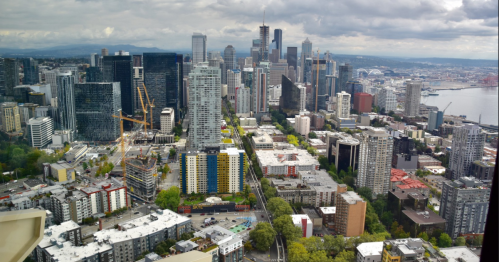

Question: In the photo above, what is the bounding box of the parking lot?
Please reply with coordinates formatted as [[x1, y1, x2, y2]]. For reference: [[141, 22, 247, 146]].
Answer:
[[182, 211, 258, 241]]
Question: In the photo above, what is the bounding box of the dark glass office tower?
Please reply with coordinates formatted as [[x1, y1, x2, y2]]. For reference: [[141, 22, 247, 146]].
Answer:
[[224, 45, 237, 71], [286, 47, 297, 71], [143, 53, 180, 126], [176, 54, 184, 112], [22, 58, 39, 85], [3, 58, 18, 96], [311, 59, 327, 112], [103, 55, 133, 127], [75, 83, 121, 141], [274, 29, 282, 59], [279, 75, 301, 117], [346, 81, 364, 103], [85, 67, 103, 82], [338, 64, 353, 93], [56, 71, 76, 131]]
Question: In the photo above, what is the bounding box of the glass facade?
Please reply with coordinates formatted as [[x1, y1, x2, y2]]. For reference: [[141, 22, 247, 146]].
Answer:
[[339, 64, 353, 93], [3, 58, 18, 96], [102, 55, 134, 123], [143, 53, 180, 126], [280, 75, 301, 116], [74, 82, 121, 141], [346, 81, 364, 103], [56, 71, 76, 131], [85, 67, 103, 82], [287, 47, 298, 71], [22, 58, 39, 85], [312, 59, 327, 112]]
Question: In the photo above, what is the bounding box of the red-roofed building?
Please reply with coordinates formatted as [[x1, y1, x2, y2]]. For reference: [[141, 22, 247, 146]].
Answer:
[[390, 168, 429, 194]]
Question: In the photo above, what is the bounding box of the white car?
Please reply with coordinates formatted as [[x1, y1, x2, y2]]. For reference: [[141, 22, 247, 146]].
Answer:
[[220, 220, 225, 222]]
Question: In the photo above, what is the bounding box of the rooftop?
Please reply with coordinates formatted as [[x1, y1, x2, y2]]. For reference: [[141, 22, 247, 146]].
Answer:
[[194, 225, 235, 244], [45, 241, 112, 262], [357, 241, 383, 258], [339, 191, 365, 205], [256, 149, 319, 167], [302, 208, 321, 219], [402, 207, 446, 225], [39, 221, 80, 249], [319, 207, 336, 215], [291, 214, 312, 225], [439, 247, 479, 262], [390, 188, 428, 200], [23, 179, 46, 188]]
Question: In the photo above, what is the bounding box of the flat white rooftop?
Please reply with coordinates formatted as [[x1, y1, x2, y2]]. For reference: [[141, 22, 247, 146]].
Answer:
[[319, 207, 336, 215], [356, 241, 383, 258]]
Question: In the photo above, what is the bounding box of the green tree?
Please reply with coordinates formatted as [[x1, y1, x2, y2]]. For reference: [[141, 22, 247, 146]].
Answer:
[[155, 186, 181, 211], [273, 215, 302, 242], [390, 221, 399, 236], [308, 132, 318, 139], [264, 187, 277, 199], [260, 177, 270, 192], [323, 235, 345, 255], [169, 148, 176, 157], [334, 250, 355, 262], [243, 184, 251, 198], [309, 250, 331, 262], [82, 162, 88, 170], [299, 236, 324, 253], [162, 164, 170, 175], [454, 236, 466, 246], [288, 242, 309, 262], [318, 155, 330, 170], [356, 187, 373, 202], [417, 232, 429, 241], [248, 193, 257, 205], [249, 222, 277, 251], [438, 233, 452, 247], [266, 197, 293, 218], [429, 237, 438, 246], [472, 235, 483, 246], [287, 135, 299, 146], [380, 211, 393, 228]]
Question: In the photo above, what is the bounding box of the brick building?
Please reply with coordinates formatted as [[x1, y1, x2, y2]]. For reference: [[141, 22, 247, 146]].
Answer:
[[353, 92, 373, 114]]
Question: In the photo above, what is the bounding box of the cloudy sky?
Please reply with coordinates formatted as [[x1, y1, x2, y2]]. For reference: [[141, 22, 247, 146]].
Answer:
[[0, 0, 497, 59]]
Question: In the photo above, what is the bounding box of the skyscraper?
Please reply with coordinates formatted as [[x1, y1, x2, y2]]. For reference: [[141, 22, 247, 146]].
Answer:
[[274, 29, 283, 59], [74, 83, 121, 141], [102, 54, 134, 124], [448, 124, 486, 180], [259, 24, 270, 61], [143, 53, 180, 125], [338, 64, 353, 93], [0, 58, 4, 95], [428, 110, 444, 131], [346, 81, 364, 103], [311, 59, 327, 112], [287, 47, 297, 80], [253, 63, 270, 119], [133, 55, 142, 67], [227, 69, 241, 101], [404, 81, 422, 117], [235, 87, 250, 116], [269, 63, 288, 86], [336, 91, 351, 119], [2, 58, 19, 96], [300, 38, 313, 82], [208, 51, 221, 60], [192, 33, 207, 65], [56, 71, 76, 132], [356, 128, 394, 197], [176, 54, 184, 111], [188, 63, 221, 150], [85, 67, 102, 82], [101, 48, 108, 56], [378, 87, 397, 112], [279, 75, 303, 116], [90, 53, 99, 67], [223, 45, 236, 71], [23, 58, 39, 85]]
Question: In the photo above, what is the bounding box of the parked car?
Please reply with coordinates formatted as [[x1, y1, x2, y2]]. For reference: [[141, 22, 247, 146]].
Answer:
[[200, 213, 205, 216], [211, 217, 215, 220], [232, 220, 237, 222], [134, 211, 139, 215], [13, 180, 17, 183], [187, 215, 192, 217], [220, 220, 225, 222]]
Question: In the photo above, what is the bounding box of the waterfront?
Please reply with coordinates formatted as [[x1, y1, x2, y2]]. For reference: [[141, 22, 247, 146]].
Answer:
[[424, 87, 498, 126]]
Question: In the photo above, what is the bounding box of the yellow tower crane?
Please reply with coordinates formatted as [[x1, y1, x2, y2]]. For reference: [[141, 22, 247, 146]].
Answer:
[[142, 83, 155, 129], [137, 86, 148, 134], [112, 110, 150, 208]]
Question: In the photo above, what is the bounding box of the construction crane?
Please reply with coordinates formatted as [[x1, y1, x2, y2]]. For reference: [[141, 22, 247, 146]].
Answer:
[[136, 86, 148, 134], [142, 83, 155, 130], [442, 102, 452, 114], [315, 48, 320, 112], [112, 109, 150, 207]]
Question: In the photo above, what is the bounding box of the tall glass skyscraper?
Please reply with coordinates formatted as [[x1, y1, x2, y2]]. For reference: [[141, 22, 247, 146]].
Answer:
[[56, 71, 76, 131], [338, 64, 353, 93], [75, 82, 121, 141], [259, 25, 269, 61], [102, 54, 134, 120], [22, 58, 39, 85], [274, 29, 282, 59], [287, 47, 298, 79], [223, 45, 237, 71], [2, 58, 18, 96], [311, 59, 327, 112], [192, 33, 207, 65], [143, 53, 180, 126], [300, 38, 313, 83]]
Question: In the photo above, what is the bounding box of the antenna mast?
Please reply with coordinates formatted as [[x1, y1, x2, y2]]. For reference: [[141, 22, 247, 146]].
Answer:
[[263, 10, 265, 25]]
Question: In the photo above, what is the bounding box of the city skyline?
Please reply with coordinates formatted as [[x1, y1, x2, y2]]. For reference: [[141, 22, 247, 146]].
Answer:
[[0, 0, 497, 60]]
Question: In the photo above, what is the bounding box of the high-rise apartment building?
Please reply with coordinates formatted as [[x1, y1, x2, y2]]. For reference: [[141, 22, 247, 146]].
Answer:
[[235, 87, 250, 116], [101, 48, 108, 56], [160, 107, 175, 134], [448, 124, 486, 180], [27, 117, 53, 147], [253, 64, 270, 119], [125, 155, 157, 201], [227, 69, 241, 101], [357, 128, 394, 197], [378, 87, 397, 112], [338, 64, 353, 93], [295, 114, 311, 137], [180, 147, 247, 194], [280, 75, 304, 116], [301, 38, 313, 82], [23, 58, 39, 85], [325, 132, 360, 174], [56, 71, 76, 132], [336, 91, 351, 119], [428, 110, 444, 131], [404, 81, 422, 117], [274, 29, 282, 59], [188, 63, 221, 150], [312, 59, 327, 112], [335, 184, 366, 237], [353, 93, 373, 114], [192, 33, 207, 65], [0, 102, 21, 132], [440, 177, 490, 239], [74, 83, 121, 141], [90, 53, 99, 67], [102, 53, 134, 124], [259, 24, 270, 61], [143, 53, 181, 125], [3, 58, 19, 96], [269, 63, 288, 86]]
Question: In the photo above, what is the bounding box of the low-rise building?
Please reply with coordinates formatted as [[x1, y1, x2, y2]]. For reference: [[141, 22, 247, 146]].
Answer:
[[439, 246, 480, 262], [256, 149, 319, 177], [291, 214, 313, 238], [23, 179, 47, 190], [64, 144, 89, 163], [422, 166, 446, 175], [193, 225, 244, 262], [417, 155, 442, 169], [381, 238, 425, 262], [49, 162, 76, 183], [318, 207, 336, 228], [390, 168, 428, 193], [32, 221, 83, 262], [422, 175, 452, 190], [251, 132, 274, 150], [271, 179, 317, 207], [80, 178, 128, 214], [471, 160, 495, 182], [356, 242, 383, 262]]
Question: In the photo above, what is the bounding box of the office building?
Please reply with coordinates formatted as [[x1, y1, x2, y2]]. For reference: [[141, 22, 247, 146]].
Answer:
[[273, 29, 282, 59], [125, 155, 157, 201], [280, 75, 304, 116], [255, 149, 319, 177], [253, 64, 270, 119], [269, 63, 288, 85], [338, 64, 353, 93], [22, 58, 39, 85], [0, 102, 21, 132], [133, 67, 145, 110], [382, 239, 425, 262], [160, 107, 175, 134], [440, 177, 490, 239], [179, 147, 247, 194], [188, 63, 221, 150], [102, 53, 134, 123], [378, 87, 397, 112], [471, 160, 495, 182], [346, 81, 364, 103], [311, 59, 327, 112], [27, 117, 53, 148], [353, 92, 372, 114], [448, 124, 486, 179], [336, 91, 351, 119], [192, 33, 207, 65], [80, 179, 128, 214], [287, 47, 298, 73], [74, 82, 121, 141], [133, 54, 142, 67], [235, 87, 250, 116], [325, 132, 360, 174], [259, 24, 270, 61], [335, 184, 366, 237], [90, 53, 99, 67], [357, 128, 394, 197], [227, 69, 240, 101], [295, 114, 311, 137], [85, 66, 103, 82], [3, 58, 19, 96], [101, 48, 108, 56], [143, 53, 181, 124], [55, 71, 76, 132], [223, 45, 236, 72], [44, 70, 58, 98], [356, 242, 383, 262], [237, 57, 245, 70], [428, 110, 444, 131], [404, 81, 422, 117], [439, 247, 480, 262], [303, 58, 313, 84], [300, 38, 313, 82]]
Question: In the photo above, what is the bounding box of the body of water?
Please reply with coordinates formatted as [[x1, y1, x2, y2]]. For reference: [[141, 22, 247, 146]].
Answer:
[[423, 87, 498, 126]]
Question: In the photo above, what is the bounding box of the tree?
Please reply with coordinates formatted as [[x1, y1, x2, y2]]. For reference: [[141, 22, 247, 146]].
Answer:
[[274, 215, 302, 242], [437, 233, 452, 248], [260, 177, 270, 192], [288, 242, 309, 262], [82, 162, 88, 170], [380, 211, 393, 228], [390, 221, 399, 236], [323, 235, 345, 255], [162, 164, 170, 175], [308, 132, 318, 139], [244, 241, 253, 251], [429, 237, 438, 246], [169, 148, 176, 157], [287, 135, 299, 147], [249, 222, 277, 251], [309, 251, 331, 262], [264, 187, 277, 199], [473, 235, 483, 246], [435, 145, 441, 153], [356, 187, 373, 202], [266, 197, 293, 218], [300, 236, 324, 253], [417, 232, 429, 241], [334, 250, 355, 262], [248, 193, 257, 205], [243, 184, 251, 198], [318, 155, 330, 170], [155, 186, 181, 211], [454, 236, 466, 246]]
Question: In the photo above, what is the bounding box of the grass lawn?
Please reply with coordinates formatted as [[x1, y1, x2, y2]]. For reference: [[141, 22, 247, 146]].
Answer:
[[222, 196, 244, 203], [183, 200, 203, 205]]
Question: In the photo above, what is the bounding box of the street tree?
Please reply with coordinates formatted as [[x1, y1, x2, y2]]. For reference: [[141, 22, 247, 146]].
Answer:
[[155, 186, 181, 211], [260, 177, 270, 192], [249, 222, 276, 251], [356, 187, 373, 202], [454, 237, 466, 246], [288, 242, 309, 262], [266, 197, 292, 218], [264, 187, 277, 200], [248, 193, 257, 206], [438, 233, 452, 248], [273, 215, 302, 242], [299, 236, 325, 253]]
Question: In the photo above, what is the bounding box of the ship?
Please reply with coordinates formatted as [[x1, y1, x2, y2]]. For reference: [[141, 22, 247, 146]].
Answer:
[[428, 92, 439, 96], [421, 91, 429, 96]]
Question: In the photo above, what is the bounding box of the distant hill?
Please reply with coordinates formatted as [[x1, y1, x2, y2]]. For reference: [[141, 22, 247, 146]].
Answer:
[[385, 57, 498, 68]]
